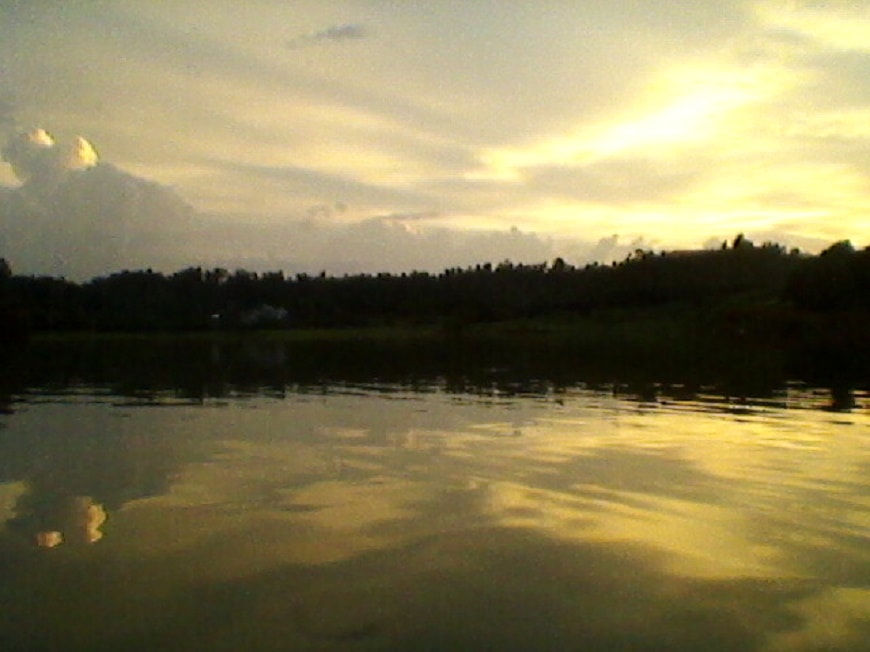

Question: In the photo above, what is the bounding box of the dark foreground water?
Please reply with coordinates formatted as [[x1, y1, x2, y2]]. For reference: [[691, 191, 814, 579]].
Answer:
[[0, 341, 868, 651]]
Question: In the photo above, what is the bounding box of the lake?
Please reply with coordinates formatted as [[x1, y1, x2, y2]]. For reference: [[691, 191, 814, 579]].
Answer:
[[0, 339, 868, 651]]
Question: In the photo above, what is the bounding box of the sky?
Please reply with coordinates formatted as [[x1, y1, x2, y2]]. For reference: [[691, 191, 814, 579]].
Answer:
[[0, 0, 868, 279]]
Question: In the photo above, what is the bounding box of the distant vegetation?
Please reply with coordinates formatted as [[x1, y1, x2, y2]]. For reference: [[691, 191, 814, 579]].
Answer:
[[1, 235, 869, 381]]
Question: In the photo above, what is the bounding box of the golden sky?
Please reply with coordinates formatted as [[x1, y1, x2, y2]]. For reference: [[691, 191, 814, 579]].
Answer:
[[1, 0, 868, 275]]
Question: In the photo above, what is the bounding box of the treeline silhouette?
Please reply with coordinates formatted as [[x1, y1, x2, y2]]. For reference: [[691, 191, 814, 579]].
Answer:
[[1, 236, 868, 335]]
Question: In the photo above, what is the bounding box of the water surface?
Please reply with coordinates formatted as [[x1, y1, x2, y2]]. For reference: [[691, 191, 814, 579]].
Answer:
[[0, 361, 868, 651]]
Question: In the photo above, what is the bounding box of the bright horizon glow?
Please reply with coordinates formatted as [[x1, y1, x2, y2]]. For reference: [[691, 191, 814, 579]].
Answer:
[[472, 63, 776, 182]]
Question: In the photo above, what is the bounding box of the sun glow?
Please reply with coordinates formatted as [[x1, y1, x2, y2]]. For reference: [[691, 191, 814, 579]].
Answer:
[[471, 65, 774, 182], [756, 1, 870, 52]]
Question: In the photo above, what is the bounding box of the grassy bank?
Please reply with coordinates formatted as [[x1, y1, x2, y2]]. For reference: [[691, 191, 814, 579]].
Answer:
[[15, 303, 868, 390], [28, 324, 444, 344]]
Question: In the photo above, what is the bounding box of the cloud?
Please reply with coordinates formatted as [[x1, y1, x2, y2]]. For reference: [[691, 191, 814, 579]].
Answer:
[[286, 23, 370, 49], [470, 59, 779, 184], [1, 129, 194, 279], [1, 130, 610, 280], [2, 129, 57, 182], [755, 1, 870, 53], [187, 215, 564, 276], [0, 94, 15, 130], [184, 211, 681, 278], [527, 157, 701, 205], [1, 128, 98, 188], [208, 159, 434, 213], [66, 136, 99, 171], [1, 125, 835, 282], [377, 210, 441, 223], [311, 23, 369, 41]]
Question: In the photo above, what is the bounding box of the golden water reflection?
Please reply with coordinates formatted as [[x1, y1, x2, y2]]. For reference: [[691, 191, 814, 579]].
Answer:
[[0, 385, 867, 650]]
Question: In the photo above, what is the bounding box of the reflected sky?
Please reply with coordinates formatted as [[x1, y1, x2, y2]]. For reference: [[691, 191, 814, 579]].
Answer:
[[0, 383, 867, 651]]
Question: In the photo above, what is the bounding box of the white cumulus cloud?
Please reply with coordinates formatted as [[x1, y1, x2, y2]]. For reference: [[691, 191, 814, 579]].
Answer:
[[1, 128, 98, 185]]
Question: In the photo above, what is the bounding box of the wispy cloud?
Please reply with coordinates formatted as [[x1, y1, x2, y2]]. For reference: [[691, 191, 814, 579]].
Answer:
[[0, 94, 15, 130], [287, 23, 370, 49]]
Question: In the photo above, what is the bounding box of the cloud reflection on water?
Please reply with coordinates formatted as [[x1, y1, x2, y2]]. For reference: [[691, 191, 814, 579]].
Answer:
[[0, 384, 867, 650]]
